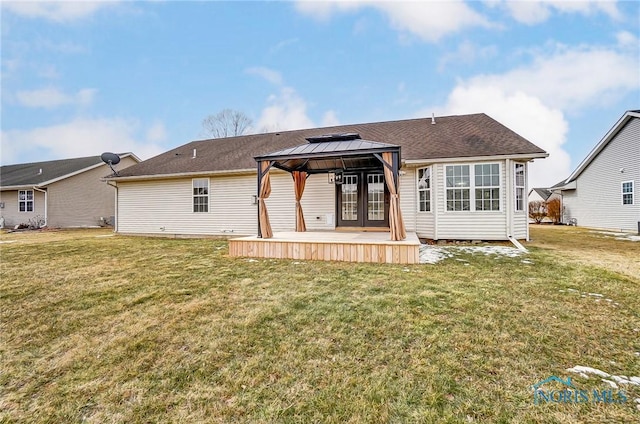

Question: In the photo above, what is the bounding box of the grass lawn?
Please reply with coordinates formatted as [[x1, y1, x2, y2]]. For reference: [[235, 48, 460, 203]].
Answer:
[[1, 226, 638, 423]]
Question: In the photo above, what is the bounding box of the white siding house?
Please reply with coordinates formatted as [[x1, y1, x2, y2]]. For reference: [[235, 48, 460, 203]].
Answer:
[[109, 114, 547, 241], [555, 110, 639, 232]]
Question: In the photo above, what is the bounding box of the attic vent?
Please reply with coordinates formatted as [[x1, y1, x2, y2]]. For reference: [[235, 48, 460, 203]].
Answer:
[[306, 133, 361, 143]]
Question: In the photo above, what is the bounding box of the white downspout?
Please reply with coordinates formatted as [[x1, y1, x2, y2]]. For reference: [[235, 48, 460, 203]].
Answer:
[[433, 164, 439, 240], [505, 159, 512, 239], [107, 181, 118, 233], [525, 161, 530, 241], [33, 186, 47, 227]]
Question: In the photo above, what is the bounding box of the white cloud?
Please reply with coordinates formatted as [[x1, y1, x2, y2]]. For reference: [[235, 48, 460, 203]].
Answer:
[[245, 66, 284, 86], [145, 121, 167, 143], [435, 85, 570, 188], [15, 87, 97, 108], [498, 0, 622, 25], [616, 30, 639, 48], [2, 1, 119, 23], [425, 41, 639, 187], [321, 110, 341, 127], [248, 68, 338, 132], [466, 45, 639, 110], [438, 41, 498, 71], [256, 87, 316, 133], [295, 0, 492, 42], [0, 117, 165, 165]]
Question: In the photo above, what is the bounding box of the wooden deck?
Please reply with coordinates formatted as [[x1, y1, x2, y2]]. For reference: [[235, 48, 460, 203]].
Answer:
[[229, 231, 420, 264]]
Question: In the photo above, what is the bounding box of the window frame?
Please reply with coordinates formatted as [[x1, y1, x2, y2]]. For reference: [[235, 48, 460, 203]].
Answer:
[[474, 163, 501, 212], [417, 166, 432, 212], [514, 163, 526, 212], [622, 180, 634, 205], [18, 189, 34, 212], [445, 164, 471, 212], [192, 178, 210, 213], [444, 163, 502, 213]]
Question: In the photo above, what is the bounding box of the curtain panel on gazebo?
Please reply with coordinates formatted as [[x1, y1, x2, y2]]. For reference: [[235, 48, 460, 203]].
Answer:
[[258, 161, 273, 238], [382, 152, 406, 241], [292, 171, 307, 232]]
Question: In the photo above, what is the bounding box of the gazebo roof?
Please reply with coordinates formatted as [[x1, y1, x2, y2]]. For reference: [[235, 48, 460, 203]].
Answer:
[[254, 133, 400, 174]]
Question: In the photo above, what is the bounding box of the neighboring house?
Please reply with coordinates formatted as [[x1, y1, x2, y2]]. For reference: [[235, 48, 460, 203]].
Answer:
[[0, 154, 139, 228], [108, 114, 547, 241], [528, 187, 561, 223], [529, 188, 552, 203], [554, 110, 639, 232]]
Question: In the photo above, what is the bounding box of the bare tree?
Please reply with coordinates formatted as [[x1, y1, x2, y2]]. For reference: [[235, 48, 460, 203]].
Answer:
[[546, 198, 562, 224], [528, 200, 547, 224], [202, 109, 252, 138]]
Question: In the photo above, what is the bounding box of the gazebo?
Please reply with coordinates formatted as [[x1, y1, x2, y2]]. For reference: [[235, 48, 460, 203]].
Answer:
[[228, 133, 419, 264], [254, 133, 406, 241]]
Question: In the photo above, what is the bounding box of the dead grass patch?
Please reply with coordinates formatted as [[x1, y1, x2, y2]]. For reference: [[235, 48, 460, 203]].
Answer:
[[528, 225, 640, 281], [1, 229, 638, 423]]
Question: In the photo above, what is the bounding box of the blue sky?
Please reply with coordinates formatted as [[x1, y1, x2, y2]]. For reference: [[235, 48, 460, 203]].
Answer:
[[1, 1, 638, 187]]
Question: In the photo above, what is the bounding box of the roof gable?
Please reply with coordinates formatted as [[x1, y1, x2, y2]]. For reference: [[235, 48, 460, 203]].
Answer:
[[530, 188, 552, 200], [115, 113, 547, 179], [1, 153, 139, 188], [564, 110, 640, 183]]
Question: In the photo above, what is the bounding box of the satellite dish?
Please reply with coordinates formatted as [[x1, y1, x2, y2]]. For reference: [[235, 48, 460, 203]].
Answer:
[[101, 152, 121, 175]]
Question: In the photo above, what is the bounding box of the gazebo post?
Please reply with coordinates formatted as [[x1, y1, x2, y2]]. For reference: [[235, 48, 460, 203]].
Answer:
[[257, 160, 262, 238]]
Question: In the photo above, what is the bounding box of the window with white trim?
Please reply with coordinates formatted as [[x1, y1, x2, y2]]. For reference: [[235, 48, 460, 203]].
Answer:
[[417, 167, 431, 212], [18, 190, 34, 212], [475, 164, 500, 211], [445, 163, 501, 212], [446, 165, 471, 211], [622, 181, 634, 205], [192, 178, 209, 213], [515, 163, 525, 212]]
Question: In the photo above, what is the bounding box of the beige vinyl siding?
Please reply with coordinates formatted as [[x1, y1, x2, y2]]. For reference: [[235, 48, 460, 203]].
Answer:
[[0, 189, 45, 228], [47, 156, 138, 228], [434, 161, 508, 240], [403, 167, 434, 238], [399, 170, 418, 233], [513, 213, 528, 239], [258, 172, 336, 232], [564, 117, 640, 231], [299, 174, 336, 230], [117, 172, 337, 236], [118, 177, 255, 236]]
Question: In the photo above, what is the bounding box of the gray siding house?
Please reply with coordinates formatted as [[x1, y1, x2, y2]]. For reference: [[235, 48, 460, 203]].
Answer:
[[108, 114, 548, 241], [0, 154, 139, 228], [554, 110, 639, 232]]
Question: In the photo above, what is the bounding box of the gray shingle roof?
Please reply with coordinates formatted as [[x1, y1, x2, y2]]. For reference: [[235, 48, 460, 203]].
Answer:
[[531, 188, 552, 200], [1, 156, 104, 187], [116, 113, 547, 178]]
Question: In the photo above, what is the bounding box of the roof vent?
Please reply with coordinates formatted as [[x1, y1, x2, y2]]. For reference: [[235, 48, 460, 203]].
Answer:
[[37, 168, 42, 175], [192, 148, 197, 159], [431, 113, 436, 125], [306, 133, 361, 143]]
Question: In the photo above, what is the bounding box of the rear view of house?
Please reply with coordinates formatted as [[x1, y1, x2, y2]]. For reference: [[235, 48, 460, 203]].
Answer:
[[554, 110, 639, 232], [0, 154, 139, 228], [108, 114, 547, 242]]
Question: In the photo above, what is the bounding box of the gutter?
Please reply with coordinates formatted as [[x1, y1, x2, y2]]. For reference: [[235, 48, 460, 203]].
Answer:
[[32, 186, 47, 227], [103, 167, 257, 182], [403, 152, 548, 166]]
